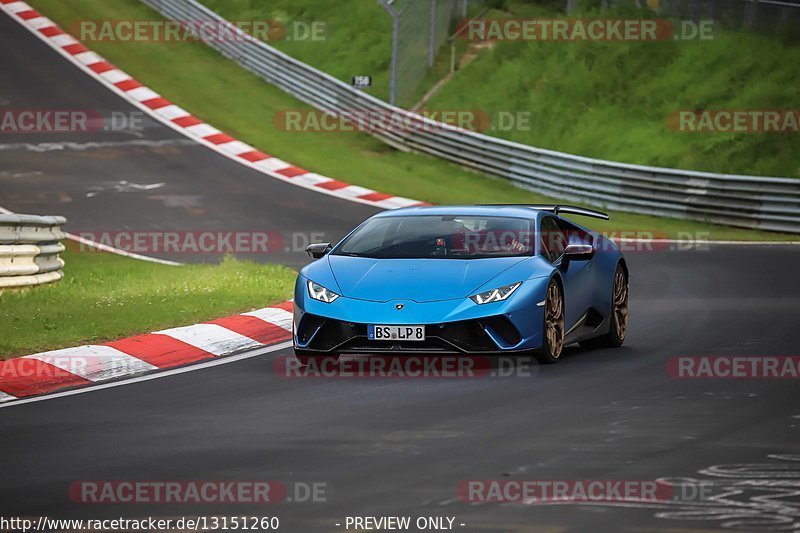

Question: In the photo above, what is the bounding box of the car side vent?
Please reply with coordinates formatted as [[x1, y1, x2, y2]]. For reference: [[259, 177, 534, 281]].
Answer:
[[585, 308, 606, 330]]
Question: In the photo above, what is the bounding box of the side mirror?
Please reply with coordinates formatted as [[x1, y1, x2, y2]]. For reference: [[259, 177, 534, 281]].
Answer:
[[306, 242, 332, 259], [563, 243, 594, 261]]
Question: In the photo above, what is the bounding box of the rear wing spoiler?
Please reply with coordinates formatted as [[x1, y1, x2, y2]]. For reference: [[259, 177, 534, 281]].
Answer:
[[478, 204, 610, 221]]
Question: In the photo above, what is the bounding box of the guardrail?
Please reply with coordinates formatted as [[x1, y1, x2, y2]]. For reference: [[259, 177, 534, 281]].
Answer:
[[142, 0, 800, 233], [0, 214, 66, 288]]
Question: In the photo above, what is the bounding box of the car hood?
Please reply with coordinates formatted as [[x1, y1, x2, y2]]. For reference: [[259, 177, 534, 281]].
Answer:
[[327, 255, 530, 303]]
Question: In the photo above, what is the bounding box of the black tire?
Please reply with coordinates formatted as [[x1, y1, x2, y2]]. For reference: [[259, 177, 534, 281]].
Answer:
[[535, 278, 565, 364], [580, 263, 628, 349]]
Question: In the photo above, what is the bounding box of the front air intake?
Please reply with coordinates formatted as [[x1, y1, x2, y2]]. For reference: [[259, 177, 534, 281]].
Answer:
[[481, 316, 522, 347]]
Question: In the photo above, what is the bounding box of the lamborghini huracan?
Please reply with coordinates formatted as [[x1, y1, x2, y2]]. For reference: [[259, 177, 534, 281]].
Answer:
[[293, 204, 629, 364]]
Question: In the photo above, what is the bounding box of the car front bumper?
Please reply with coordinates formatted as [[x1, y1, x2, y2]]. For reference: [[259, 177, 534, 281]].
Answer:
[[293, 275, 549, 354]]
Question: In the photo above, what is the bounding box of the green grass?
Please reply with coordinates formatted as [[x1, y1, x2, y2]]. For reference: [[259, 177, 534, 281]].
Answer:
[[25, 0, 798, 241], [198, 0, 800, 178], [199, 0, 800, 177], [200, 0, 395, 103], [0, 242, 295, 358], [426, 5, 800, 178]]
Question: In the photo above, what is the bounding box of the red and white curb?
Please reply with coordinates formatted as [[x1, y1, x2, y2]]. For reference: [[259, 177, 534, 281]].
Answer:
[[0, 0, 424, 212], [0, 302, 293, 402], [0, 1, 417, 404]]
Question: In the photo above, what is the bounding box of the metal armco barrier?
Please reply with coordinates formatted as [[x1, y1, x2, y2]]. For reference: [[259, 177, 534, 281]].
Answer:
[[0, 214, 66, 288], [142, 0, 800, 233]]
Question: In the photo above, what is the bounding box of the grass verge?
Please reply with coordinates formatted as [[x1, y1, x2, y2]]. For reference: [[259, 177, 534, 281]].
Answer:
[[25, 0, 797, 241], [425, 4, 800, 178], [202, 0, 800, 178], [201, 0, 800, 177], [0, 241, 295, 358]]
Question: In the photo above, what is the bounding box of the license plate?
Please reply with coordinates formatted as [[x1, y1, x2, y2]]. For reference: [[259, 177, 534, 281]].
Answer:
[[368, 325, 425, 341]]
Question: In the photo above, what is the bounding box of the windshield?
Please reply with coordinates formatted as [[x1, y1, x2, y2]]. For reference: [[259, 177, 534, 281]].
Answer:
[[334, 215, 534, 259]]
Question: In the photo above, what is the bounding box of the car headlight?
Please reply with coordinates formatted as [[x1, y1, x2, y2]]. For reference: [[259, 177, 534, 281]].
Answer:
[[307, 280, 340, 303], [470, 281, 522, 304]]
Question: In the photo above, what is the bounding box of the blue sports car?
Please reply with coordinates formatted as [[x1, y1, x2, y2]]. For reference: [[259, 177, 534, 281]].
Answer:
[[293, 205, 628, 364]]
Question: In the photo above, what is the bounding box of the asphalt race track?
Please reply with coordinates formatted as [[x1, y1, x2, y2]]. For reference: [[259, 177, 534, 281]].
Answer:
[[1, 10, 799, 533], [0, 13, 377, 267]]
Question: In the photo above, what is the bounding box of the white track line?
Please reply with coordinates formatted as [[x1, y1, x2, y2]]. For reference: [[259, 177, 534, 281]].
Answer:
[[0, 341, 292, 409], [65, 231, 182, 265], [0, 5, 419, 210], [0, 205, 182, 265]]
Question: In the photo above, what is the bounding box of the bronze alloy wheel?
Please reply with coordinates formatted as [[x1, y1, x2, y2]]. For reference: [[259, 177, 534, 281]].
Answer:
[[544, 280, 565, 360], [612, 266, 629, 341]]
